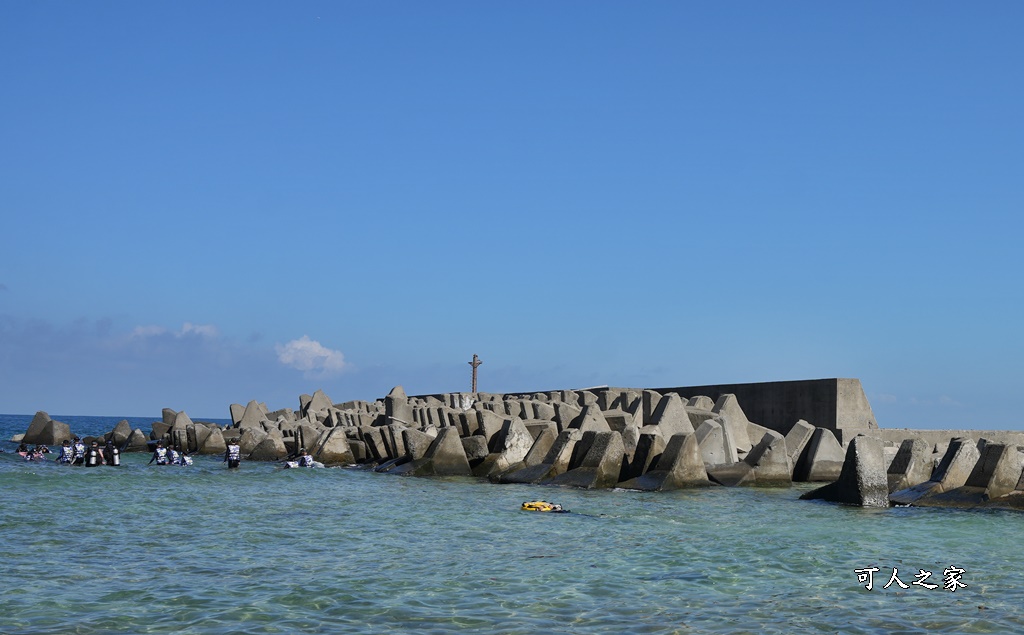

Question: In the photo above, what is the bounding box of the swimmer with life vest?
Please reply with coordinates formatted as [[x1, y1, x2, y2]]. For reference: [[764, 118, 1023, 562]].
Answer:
[[56, 440, 74, 464], [149, 441, 170, 466], [224, 440, 241, 469]]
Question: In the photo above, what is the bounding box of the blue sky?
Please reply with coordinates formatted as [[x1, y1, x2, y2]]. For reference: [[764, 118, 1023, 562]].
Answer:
[[2, 2, 1022, 428]]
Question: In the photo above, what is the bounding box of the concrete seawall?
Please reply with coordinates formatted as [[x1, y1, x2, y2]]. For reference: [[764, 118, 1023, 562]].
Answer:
[[497, 378, 878, 443]]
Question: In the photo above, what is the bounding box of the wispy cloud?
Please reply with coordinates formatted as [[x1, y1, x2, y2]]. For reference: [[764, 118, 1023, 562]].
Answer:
[[131, 322, 219, 339], [276, 335, 347, 375]]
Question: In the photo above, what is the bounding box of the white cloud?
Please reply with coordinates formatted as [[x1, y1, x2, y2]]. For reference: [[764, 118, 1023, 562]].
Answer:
[[276, 336, 347, 374], [181, 322, 219, 338], [132, 325, 168, 338], [131, 322, 219, 339]]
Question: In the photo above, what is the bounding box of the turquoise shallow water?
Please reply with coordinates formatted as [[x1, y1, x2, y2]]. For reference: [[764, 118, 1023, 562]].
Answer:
[[2, 414, 1022, 634]]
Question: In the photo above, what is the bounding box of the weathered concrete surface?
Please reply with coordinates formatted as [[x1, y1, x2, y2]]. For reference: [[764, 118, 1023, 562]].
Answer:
[[495, 429, 584, 484], [870, 428, 1024, 450], [784, 420, 815, 468], [744, 431, 792, 486], [886, 438, 933, 493], [914, 443, 1024, 508], [545, 431, 625, 489], [237, 400, 267, 432], [650, 394, 695, 438], [311, 427, 356, 466], [566, 405, 613, 433], [695, 419, 737, 467], [619, 433, 709, 491], [472, 418, 536, 479], [385, 386, 414, 427], [390, 427, 472, 476], [793, 428, 845, 482], [889, 438, 982, 506], [619, 431, 666, 483], [712, 394, 752, 453], [21, 412, 72, 445], [707, 431, 791, 487], [461, 435, 490, 467], [801, 436, 889, 507], [249, 435, 287, 461]]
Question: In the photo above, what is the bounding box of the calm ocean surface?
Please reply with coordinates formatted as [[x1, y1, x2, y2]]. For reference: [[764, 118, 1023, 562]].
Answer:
[[1, 413, 1021, 634]]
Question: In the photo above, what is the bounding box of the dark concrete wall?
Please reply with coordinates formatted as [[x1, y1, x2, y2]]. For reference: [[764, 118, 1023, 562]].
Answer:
[[652, 378, 878, 441]]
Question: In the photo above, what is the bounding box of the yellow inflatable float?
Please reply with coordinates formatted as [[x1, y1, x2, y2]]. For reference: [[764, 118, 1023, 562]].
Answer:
[[521, 501, 569, 513]]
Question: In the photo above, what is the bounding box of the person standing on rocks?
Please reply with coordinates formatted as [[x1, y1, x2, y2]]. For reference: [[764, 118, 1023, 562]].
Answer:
[[224, 440, 241, 469]]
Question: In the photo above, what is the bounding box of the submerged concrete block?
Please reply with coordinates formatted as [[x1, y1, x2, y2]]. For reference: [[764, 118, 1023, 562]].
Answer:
[[461, 435, 490, 466], [201, 427, 227, 455], [801, 435, 889, 507], [545, 431, 625, 489], [403, 428, 436, 460], [126, 428, 150, 451], [889, 438, 982, 506], [744, 431, 792, 486], [887, 438, 933, 493], [619, 432, 666, 482], [311, 427, 356, 466], [620, 433, 709, 491], [475, 418, 536, 479], [915, 443, 1024, 508], [23, 412, 72, 446], [392, 427, 472, 476], [248, 435, 287, 461], [495, 429, 583, 484]]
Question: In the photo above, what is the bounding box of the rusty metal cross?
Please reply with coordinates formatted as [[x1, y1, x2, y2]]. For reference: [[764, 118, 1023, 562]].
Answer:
[[468, 354, 482, 393]]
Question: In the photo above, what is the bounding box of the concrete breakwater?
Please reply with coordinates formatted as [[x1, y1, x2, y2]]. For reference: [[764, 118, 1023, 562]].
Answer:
[[14, 378, 1024, 511]]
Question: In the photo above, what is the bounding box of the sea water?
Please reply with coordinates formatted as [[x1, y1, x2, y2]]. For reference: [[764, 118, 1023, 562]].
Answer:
[[1, 414, 1021, 635]]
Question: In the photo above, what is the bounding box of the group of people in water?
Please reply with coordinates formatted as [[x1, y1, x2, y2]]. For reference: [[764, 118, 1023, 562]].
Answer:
[[147, 441, 194, 466], [55, 437, 122, 466], [8, 437, 319, 469], [10, 437, 122, 467]]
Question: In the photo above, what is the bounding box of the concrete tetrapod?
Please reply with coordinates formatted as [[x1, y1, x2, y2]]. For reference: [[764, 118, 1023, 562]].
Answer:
[[545, 431, 626, 489], [800, 435, 889, 507], [618, 432, 710, 491], [886, 438, 933, 494], [889, 438, 981, 506], [913, 442, 1024, 508]]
